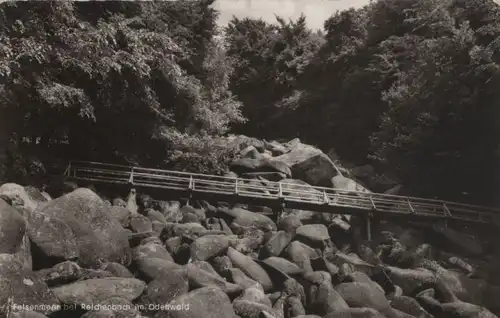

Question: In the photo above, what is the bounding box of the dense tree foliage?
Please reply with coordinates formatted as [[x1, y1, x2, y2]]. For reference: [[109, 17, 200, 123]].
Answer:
[[225, 0, 500, 204], [1, 0, 500, 205], [0, 0, 244, 182], [224, 15, 324, 137]]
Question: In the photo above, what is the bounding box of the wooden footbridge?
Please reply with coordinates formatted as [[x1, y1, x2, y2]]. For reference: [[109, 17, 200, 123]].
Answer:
[[62, 161, 500, 238]]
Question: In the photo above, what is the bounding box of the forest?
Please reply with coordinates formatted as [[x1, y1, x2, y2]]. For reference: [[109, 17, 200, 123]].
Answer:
[[1, 0, 500, 206]]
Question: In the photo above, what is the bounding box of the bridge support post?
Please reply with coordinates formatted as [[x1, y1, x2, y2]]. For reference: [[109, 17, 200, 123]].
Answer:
[[186, 175, 194, 206], [365, 212, 372, 242], [275, 200, 285, 223]]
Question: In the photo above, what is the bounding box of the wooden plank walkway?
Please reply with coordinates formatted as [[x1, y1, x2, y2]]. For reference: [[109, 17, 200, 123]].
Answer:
[[63, 161, 500, 227]]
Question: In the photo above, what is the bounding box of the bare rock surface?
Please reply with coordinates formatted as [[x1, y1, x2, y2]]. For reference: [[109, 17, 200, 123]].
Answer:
[[0, 138, 498, 318]]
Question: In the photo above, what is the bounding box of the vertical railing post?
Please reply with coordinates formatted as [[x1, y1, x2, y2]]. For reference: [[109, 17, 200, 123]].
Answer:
[[323, 189, 329, 204], [366, 213, 372, 241], [235, 178, 239, 195], [275, 182, 285, 223], [64, 161, 71, 177], [443, 203, 451, 216], [188, 175, 194, 190], [443, 203, 450, 228], [186, 175, 194, 206], [407, 198, 415, 214], [369, 195, 377, 210], [128, 167, 135, 185]]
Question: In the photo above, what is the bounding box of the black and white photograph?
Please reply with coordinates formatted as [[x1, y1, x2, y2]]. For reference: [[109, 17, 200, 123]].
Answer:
[[1, 0, 500, 317]]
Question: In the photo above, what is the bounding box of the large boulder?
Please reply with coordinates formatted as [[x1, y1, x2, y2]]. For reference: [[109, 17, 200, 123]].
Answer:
[[0, 199, 31, 270], [0, 198, 27, 254], [285, 241, 315, 273], [225, 268, 261, 290], [323, 308, 386, 318], [26, 211, 80, 263], [126, 188, 138, 215], [35, 261, 82, 287], [335, 282, 390, 312], [129, 213, 153, 233], [227, 247, 274, 292], [230, 158, 266, 174], [241, 146, 261, 159], [0, 254, 60, 316], [331, 175, 371, 194], [272, 141, 339, 186], [51, 277, 145, 305], [262, 231, 292, 257], [108, 206, 131, 227], [112, 198, 127, 207], [137, 270, 189, 314], [186, 263, 243, 295], [146, 209, 167, 224], [136, 257, 183, 282], [9, 310, 51, 318], [100, 262, 133, 278], [264, 140, 288, 156], [230, 157, 292, 178], [347, 272, 384, 294], [277, 215, 303, 234], [154, 287, 237, 318], [0, 183, 48, 212], [132, 241, 173, 262], [158, 201, 183, 223], [219, 207, 276, 232], [189, 260, 220, 276], [286, 296, 306, 317], [327, 252, 377, 277], [440, 301, 497, 318], [390, 296, 433, 318], [263, 257, 303, 276], [386, 267, 437, 296], [233, 300, 272, 318], [310, 257, 339, 278], [308, 280, 349, 316], [80, 296, 141, 318], [166, 222, 207, 238], [190, 235, 230, 261], [26, 188, 131, 268], [236, 287, 272, 307], [295, 224, 330, 244]]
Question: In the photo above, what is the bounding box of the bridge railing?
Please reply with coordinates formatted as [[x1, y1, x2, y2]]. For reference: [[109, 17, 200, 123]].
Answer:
[[65, 161, 500, 224]]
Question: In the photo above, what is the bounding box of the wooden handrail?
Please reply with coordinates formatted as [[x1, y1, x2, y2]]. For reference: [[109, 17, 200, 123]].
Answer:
[[64, 160, 500, 225], [70, 160, 500, 212]]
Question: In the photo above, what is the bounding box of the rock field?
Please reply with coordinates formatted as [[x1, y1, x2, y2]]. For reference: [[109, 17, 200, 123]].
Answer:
[[0, 136, 499, 318]]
